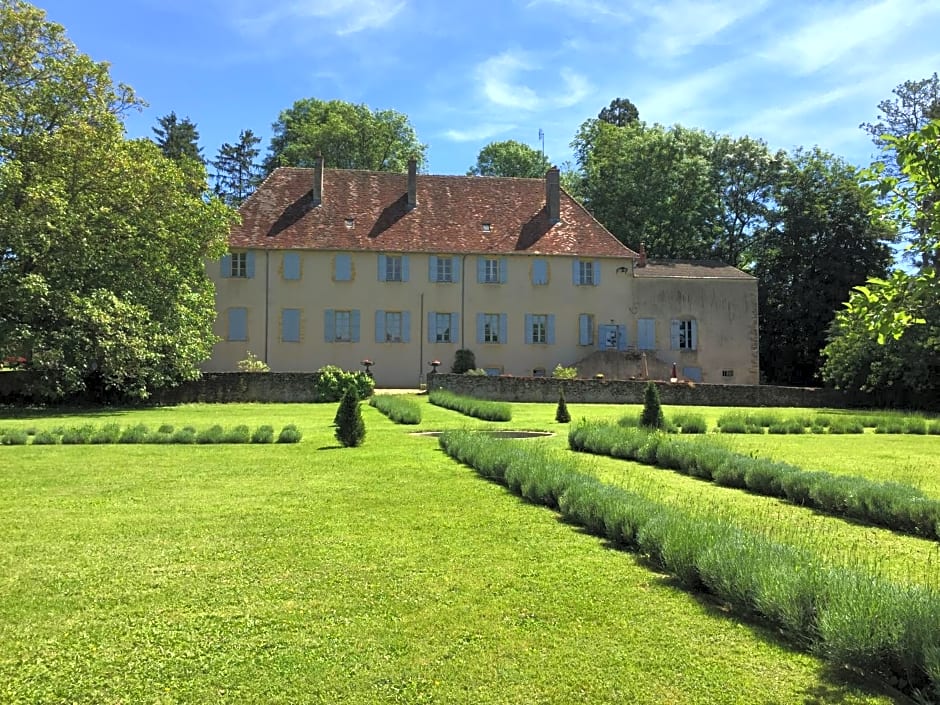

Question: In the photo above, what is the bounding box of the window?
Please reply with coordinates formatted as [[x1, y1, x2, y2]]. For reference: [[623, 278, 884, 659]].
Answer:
[[532, 259, 548, 285], [477, 313, 506, 344], [231, 253, 248, 278], [325, 309, 360, 343], [281, 309, 301, 342], [573, 259, 600, 286], [227, 307, 247, 341], [578, 313, 594, 346], [484, 367, 502, 376], [379, 254, 409, 282], [375, 310, 410, 343], [222, 252, 254, 279], [344, 218, 355, 229], [722, 369, 734, 378], [477, 257, 506, 284], [525, 314, 555, 345], [334, 254, 352, 281], [482, 223, 492, 232], [429, 255, 458, 283], [283, 253, 301, 281], [428, 312, 458, 343], [670, 319, 698, 351]]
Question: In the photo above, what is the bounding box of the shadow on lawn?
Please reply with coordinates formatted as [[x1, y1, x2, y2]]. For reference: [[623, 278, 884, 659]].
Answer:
[[0, 405, 137, 420]]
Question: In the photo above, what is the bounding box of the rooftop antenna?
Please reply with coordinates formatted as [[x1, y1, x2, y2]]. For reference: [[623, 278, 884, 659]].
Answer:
[[538, 128, 545, 159]]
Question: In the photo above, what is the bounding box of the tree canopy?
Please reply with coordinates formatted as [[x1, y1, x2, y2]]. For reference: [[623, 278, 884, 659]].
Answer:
[[467, 139, 551, 177], [212, 129, 262, 207], [598, 97, 639, 126], [0, 1, 235, 400], [152, 111, 203, 163], [264, 98, 426, 174]]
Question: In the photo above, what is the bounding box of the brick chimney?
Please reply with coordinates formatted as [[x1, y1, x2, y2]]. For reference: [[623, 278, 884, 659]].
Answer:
[[312, 153, 324, 207], [638, 242, 647, 268], [407, 157, 418, 210], [546, 166, 560, 225]]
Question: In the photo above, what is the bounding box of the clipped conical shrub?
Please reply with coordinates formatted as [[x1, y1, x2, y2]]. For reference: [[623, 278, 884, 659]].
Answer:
[[555, 389, 571, 423], [640, 381, 665, 429], [335, 384, 366, 447]]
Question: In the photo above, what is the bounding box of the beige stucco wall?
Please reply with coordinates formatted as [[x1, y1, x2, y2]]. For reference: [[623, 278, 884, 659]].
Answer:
[[207, 250, 758, 387]]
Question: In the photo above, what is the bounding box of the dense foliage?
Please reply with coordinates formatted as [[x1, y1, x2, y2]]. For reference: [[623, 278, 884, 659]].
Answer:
[[467, 140, 551, 177], [335, 385, 366, 447]]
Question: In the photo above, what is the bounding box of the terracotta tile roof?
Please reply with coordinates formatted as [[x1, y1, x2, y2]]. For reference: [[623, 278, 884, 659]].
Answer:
[[230, 167, 637, 259], [634, 260, 755, 279]]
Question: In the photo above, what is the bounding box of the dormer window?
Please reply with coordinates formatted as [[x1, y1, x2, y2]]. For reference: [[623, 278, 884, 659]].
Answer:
[[481, 223, 492, 232], [344, 218, 355, 229]]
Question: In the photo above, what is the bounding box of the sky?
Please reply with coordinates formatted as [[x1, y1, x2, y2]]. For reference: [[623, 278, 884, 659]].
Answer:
[[35, 0, 940, 176]]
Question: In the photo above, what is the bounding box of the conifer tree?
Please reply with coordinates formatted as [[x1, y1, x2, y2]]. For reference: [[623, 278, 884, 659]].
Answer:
[[152, 111, 203, 163], [555, 389, 571, 423], [212, 129, 262, 207], [335, 384, 366, 447], [639, 381, 665, 429]]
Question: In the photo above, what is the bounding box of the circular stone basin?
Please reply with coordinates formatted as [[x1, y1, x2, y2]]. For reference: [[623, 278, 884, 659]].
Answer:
[[410, 430, 554, 439]]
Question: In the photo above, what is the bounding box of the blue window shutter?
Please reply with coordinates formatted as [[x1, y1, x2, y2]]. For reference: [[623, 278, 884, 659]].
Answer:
[[578, 314, 591, 345], [428, 312, 435, 343], [547, 315, 556, 345], [282, 309, 300, 342], [617, 324, 628, 351], [228, 308, 247, 341], [450, 313, 458, 343], [378, 254, 387, 281], [401, 255, 410, 282], [572, 259, 580, 285], [683, 366, 702, 382], [477, 257, 486, 283], [670, 320, 680, 350], [429, 256, 438, 282], [283, 253, 300, 280], [451, 257, 460, 283], [524, 314, 534, 344], [335, 254, 351, 281], [691, 320, 698, 350], [593, 260, 601, 286], [532, 258, 547, 285], [325, 310, 336, 342], [499, 314, 508, 344], [402, 311, 411, 343], [246, 252, 255, 278], [638, 319, 655, 350], [351, 310, 360, 343], [375, 310, 386, 343], [221, 255, 232, 278], [476, 313, 485, 344], [499, 259, 507, 284]]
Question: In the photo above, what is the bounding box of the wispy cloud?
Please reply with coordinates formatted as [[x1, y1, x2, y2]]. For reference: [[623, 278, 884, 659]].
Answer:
[[475, 50, 592, 111], [442, 123, 518, 142], [637, 59, 746, 124], [633, 0, 770, 58], [230, 0, 406, 37]]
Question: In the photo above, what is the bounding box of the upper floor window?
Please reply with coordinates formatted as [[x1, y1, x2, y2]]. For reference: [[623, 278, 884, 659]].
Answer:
[[477, 313, 507, 344], [428, 312, 457, 343], [334, 310, 352, 342], [578, 260, 594, 285], [671, 319, 698, 351], [484, 259, 499, 283], [231, 252, 248, 278], [325, 309, 360, 343], [525, 313, 555, 345], [222, 252, 254, 279], [437, 257, 453, 282], [379, 254, 409, 282]]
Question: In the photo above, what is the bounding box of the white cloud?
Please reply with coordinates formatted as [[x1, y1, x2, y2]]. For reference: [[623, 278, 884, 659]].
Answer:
[[475, 50, 593, 111], [231, 0, 405, 37], [637, 59, 746, 124], [634, 0, 770, 59], [442, 123, 517, 142]]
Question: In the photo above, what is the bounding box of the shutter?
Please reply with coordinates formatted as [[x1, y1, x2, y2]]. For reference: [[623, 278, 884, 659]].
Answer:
[[499, 314, 508, 344], [246, 252, 255, 279], [221, 255, 232, 278], [477, 257, 486, 283], [375, 310, 386, 343], [335, 254, 351, 281], [547, 315, 556, 345], [450, 313, 459, 344], [283, 253, 300, 280], [350, 310, 360, 343], [401, 255, 410, 282], [683, 366, 702, 382], [579, 314, 591, 345], [402, 311, 411, 343], [690, 320, 698, 350], [617, 324, 628, 351], [498, 258, 507, 284], [378, 254, 387, 281], [428, 312, 436, 343], [228, 308, 247, 341], [282, 309, 300, 342], [451, 257, 460, 283], [524, 314, 534, 344], [638, 319, 654, 350], [532, 258, 547, 285], [477, 313, 485, 344], [325, 309, 336, 342], [429, 256, 438, 282], [572, 259, 580, 285], [593, 260, 601, 286], [670, 320, 680, 350]]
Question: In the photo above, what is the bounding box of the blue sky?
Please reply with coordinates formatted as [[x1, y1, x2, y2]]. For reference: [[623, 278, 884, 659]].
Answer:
[[37, 0, 940, 175]]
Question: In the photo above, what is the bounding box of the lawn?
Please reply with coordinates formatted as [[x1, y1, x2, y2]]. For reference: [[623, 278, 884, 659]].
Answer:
[[1, 398, 933, 703]]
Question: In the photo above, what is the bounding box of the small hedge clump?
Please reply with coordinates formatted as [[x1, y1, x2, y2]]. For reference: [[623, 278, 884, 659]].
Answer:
[[369, 395, 422, 425], [171, 428, 196, 444], [196, 425, 226, 444], [277, 424, 303, 444], [428, 389, 512, 421], [1, 429, 29, 445], [224, 425, 252, 444], [32, 430, 58, 445], [670, 411, 706, 434], [9, 423, 302, 446], [118, 424, 150, 444], [251, 425, 275, 444], [555, 390, 571, 424], [90, 424, 122, 445], [61, 425, 94, 445]]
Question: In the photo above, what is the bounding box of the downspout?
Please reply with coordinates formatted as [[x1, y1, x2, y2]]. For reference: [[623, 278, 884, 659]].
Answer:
[[419, 292, 425, 385], [264, 251, 270, 365], [460, 254, 468, 348]]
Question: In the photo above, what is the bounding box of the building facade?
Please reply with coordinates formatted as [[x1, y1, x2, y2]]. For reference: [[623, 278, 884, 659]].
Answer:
[[206, 160, 758, 387]]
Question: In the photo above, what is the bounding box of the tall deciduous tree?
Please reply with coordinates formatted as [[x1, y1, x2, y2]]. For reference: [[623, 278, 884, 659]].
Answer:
[[753, 148, 893, 386], [152, 111, 203, 163], [0, 1, 234, 400], [264, 98, 426, 174], [467, 139, 550, 177], [212, 129, 262, 207]]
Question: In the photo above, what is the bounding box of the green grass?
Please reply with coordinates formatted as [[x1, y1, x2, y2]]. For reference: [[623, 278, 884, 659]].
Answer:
[[0, 401, 932, 703]]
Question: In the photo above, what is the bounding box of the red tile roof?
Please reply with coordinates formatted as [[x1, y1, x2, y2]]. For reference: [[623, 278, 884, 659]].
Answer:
[[230, 167, 637, 259]]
